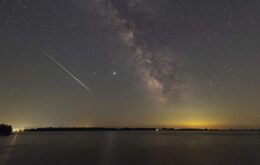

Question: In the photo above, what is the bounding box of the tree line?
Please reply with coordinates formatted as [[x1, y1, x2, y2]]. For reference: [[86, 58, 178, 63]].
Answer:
[[0, 124, 12, 136]]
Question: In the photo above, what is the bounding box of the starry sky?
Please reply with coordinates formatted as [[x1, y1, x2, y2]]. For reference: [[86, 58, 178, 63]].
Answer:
[[1, 0, 260, 129]]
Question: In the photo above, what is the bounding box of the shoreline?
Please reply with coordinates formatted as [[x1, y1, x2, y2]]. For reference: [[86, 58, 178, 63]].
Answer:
[[24, 127, 260, 132]]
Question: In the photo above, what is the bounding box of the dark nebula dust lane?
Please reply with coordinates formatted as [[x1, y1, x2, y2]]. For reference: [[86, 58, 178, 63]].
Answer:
[[95, 0, 190, 103]]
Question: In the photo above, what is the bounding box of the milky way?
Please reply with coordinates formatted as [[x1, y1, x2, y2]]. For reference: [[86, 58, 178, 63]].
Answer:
[[1, 0, 260, 128], [96, 0, 190, 103]]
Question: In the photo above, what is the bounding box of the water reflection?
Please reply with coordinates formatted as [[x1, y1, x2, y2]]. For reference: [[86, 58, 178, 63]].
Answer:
[[100, 132, 117, 165], [0, 134, 18, 164], [1, 131, 260, 165]]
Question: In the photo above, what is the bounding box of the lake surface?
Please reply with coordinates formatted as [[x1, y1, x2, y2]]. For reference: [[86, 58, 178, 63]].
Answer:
[[1, 131, 260, 165]]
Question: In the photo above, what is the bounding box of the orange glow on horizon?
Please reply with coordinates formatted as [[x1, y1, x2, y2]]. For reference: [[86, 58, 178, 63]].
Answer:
[[164, 120, 224, 129]]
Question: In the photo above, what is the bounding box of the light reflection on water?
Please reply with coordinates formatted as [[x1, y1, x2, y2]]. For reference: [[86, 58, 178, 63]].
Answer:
[[0, 134, 18, 164], [0, 131, 260, 165]]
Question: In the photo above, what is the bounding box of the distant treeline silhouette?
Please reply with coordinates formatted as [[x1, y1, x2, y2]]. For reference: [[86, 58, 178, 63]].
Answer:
[[0, 124, 12, 136], [25, 127, 156, 132], [24, 127, 260, 132]]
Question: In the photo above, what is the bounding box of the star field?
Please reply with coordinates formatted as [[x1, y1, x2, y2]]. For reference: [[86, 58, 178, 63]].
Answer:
[[0, 0, 260, 128]]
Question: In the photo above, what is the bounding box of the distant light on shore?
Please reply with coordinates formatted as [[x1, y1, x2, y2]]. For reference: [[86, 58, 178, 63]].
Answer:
[[164, 119, 221, 129], [13, 128, 24, 133]]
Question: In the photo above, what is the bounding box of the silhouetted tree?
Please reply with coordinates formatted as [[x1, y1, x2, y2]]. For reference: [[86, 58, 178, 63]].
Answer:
[[0, 124, 12, 136]]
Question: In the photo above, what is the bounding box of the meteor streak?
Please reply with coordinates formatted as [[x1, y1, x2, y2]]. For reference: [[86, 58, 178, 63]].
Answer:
[[38, 47, 90, 91]]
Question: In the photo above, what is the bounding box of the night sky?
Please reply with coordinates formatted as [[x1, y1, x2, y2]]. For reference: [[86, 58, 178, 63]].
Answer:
[[1, 0, 260, 129]]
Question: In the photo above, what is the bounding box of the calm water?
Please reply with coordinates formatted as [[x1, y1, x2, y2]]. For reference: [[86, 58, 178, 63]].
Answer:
[[1, 131, 260, 165]]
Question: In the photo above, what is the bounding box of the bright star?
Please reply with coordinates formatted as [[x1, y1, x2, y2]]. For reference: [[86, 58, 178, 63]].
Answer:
[[112, 71, 117, 76]]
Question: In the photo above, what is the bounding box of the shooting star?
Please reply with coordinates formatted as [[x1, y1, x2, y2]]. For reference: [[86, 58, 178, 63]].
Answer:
[[38, 47, 91, 91]]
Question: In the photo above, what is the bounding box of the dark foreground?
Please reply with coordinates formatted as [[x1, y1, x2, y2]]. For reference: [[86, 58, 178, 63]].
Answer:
[[0, 124, 12, 136], [1, 131, 260, 165]]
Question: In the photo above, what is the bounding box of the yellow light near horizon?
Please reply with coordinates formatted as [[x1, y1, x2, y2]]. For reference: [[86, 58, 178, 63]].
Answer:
[[183, 120, 214, 128], [13, 128, 24, 133], [162, 105, 226, 128], [166, 120, 220, 128]]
